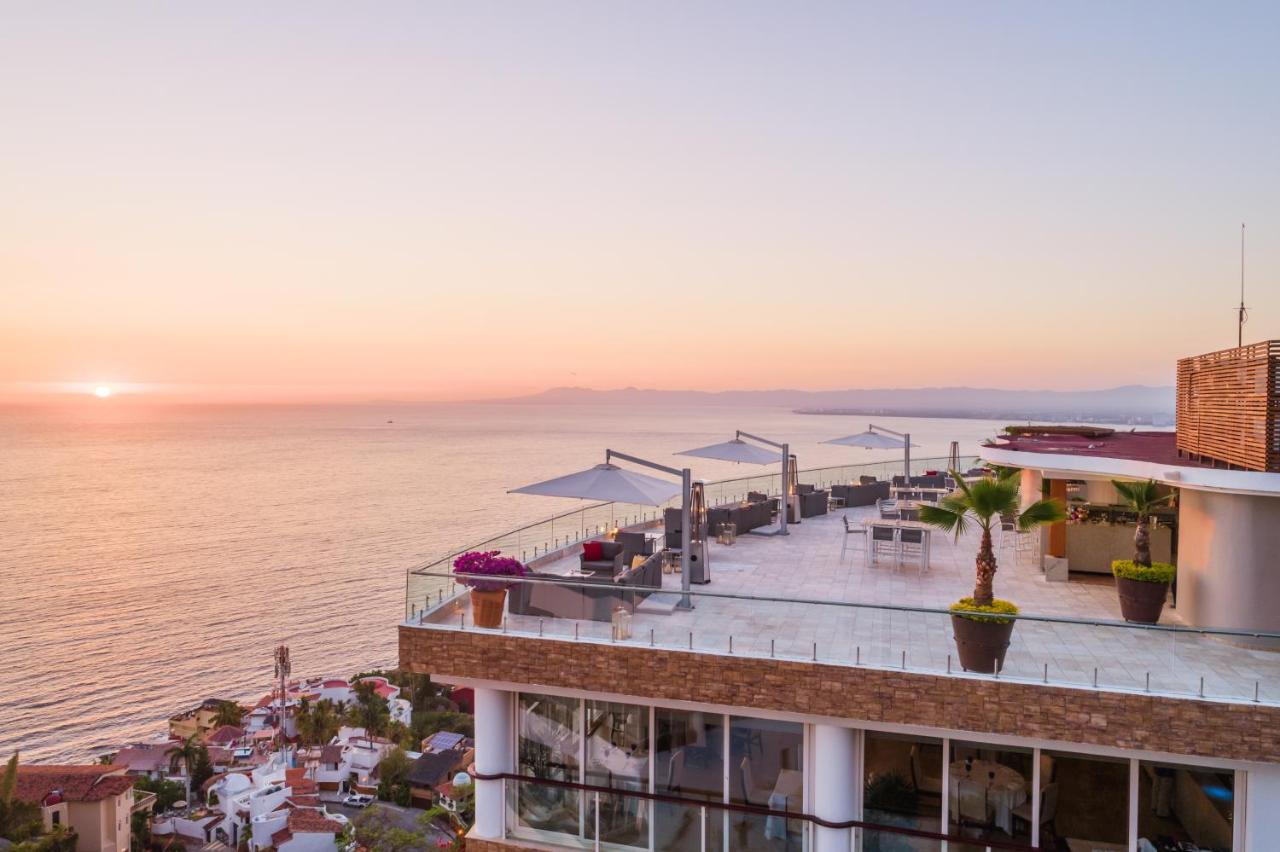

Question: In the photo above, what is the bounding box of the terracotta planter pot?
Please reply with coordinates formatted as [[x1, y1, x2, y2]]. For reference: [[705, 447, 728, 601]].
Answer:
[[1116, 576, 1168, 624], [470, 588, 508, 629], [951, 614, 1016, 674]]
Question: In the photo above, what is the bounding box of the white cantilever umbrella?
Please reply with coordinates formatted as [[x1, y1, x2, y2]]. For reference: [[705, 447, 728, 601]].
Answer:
[[676, 430, 792, 535], [677, 438, 779, 465], [509, 462, 681, 506], [509, 449, 695, 609], [824, 430, 915, 450], [824, 424, 920, 478]]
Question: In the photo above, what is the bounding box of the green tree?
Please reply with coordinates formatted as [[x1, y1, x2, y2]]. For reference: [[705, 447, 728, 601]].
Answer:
[[188, 746, 214, 793], [212, 701, 245, 729], [166, 736, 200, 777], [1111, 479, 1174, 567], [353, 806, 431, 852], [918, 470, 1065, 607], [344, 683, 391, 738], [409, 711, 473, 749], [130, 810, 152, 852], [0, 752, 44, 843], [297, 699, 341, 746], [133, 776, 187, 813], [11, 824, 77, 852]]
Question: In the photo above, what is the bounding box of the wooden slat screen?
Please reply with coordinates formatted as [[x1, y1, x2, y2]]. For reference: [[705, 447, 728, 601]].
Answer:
[[1176, 340, 1280, 472]]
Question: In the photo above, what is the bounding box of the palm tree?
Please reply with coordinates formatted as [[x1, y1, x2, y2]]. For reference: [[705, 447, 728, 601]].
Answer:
[[167, 735, 200, 778], [212, 701, 244, 729], [1111, 479, 1174, 567], [919, 470, 1066, 607]]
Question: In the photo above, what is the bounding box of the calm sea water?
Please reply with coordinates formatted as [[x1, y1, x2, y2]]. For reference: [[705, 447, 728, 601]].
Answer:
[[1, 402, 1006, 762]]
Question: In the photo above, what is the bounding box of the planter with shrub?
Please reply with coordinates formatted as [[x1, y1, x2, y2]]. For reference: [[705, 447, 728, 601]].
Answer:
[[452, 550, 529, 628], [1112, 559, 1174, 624]]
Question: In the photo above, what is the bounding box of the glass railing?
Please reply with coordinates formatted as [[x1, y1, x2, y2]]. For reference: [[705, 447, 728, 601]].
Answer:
[[405, 455, 979, 619], [410, 573, 1280, 707], [491, 770, 1036, 851]]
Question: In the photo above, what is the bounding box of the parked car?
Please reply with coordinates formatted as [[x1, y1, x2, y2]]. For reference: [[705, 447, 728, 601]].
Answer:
[[343, 793, 373, 808], [326, 812, 350, 826]]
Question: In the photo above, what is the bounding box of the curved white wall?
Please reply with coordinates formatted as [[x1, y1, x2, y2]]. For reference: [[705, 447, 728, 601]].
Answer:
[[1177, 489, 1280, 632]]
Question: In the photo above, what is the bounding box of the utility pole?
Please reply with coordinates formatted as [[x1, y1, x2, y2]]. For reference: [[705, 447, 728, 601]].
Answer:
[[274, 645, 291, 766]]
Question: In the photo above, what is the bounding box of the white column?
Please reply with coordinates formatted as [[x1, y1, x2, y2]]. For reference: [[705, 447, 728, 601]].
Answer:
[[473, 687, 513, 839], [1244, 765, 1280, 851], [812, 724, 858, 852]]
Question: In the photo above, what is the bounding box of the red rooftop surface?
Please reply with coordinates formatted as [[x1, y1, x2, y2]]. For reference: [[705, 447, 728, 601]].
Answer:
[[987, 429, 1210, 468], [15, 765, 136, 804]]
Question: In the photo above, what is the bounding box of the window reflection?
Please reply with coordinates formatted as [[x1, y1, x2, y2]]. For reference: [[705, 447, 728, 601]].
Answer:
[[862, 731, 942, 852], [728, 716, 804, 851], [514, 693, 581, 840], [1138, 760, 1234, 851], [654, 709, 724, 852], [946, 741, 1033, 847], [1041, 750, 1128, 848], [585, 700, 649, 849]]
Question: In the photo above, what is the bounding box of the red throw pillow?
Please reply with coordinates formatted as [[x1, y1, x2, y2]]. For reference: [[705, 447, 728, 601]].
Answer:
[[582, 540, 604, 560]]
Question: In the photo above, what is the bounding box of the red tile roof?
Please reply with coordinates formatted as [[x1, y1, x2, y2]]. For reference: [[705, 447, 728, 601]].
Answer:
[[15, 765, 136, 804], [271, 828, 294, 846], [987, 429, 1197, 467], [318, 744, 344, 764], [205, 725, 246, 746], [287, 808, 344, 834]]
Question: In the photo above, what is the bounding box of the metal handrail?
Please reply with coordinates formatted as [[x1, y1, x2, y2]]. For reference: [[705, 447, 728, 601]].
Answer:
[[479, 770, 1036, 850], [409, 569, 1280, 642], [406, 454, 974, 575]]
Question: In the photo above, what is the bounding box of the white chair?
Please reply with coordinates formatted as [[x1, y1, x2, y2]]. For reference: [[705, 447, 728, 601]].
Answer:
[[1012, 780, 1057, 835], [868, 525, 897, 565], [877, 498, 900, 520], [953, 777, 990, 827], [1015, 527, 1040, 566], [896, 527, 926, 574], [840, 515, 867, 562]]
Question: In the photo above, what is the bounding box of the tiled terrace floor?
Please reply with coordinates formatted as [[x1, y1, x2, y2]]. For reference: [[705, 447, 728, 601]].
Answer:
[[414, 505, 1280, 705]]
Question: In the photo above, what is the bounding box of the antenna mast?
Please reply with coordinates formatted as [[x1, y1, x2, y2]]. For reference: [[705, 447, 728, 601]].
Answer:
[[1238, 222, 1248, 347]]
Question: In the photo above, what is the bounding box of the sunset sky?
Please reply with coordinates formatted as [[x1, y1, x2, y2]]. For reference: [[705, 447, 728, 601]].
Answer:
[[3, 2, 1278, 402]]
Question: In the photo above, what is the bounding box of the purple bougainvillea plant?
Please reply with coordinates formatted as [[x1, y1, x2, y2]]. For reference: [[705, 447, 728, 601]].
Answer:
[[452, 550, 529, 591]]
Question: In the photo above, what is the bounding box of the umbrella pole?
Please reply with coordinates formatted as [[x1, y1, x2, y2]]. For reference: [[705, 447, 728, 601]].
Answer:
[[679, 468, 693, 610], [904, 432, 911, 480], [778, 442, 789, 535]]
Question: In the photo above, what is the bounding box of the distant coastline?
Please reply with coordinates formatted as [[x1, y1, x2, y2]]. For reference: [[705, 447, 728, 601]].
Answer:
[[794, 408, 1172, 427]]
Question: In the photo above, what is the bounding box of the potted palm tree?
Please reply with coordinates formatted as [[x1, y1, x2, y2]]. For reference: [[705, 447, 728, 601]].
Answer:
[[918, 471, 1066, 673], [1110, 479, 1175, 624]]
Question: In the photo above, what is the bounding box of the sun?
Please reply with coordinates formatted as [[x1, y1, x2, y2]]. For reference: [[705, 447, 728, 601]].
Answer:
[[94, 385, 113, 398]]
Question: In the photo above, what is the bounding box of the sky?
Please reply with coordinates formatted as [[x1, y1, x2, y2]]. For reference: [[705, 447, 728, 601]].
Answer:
[[2, 2, 1278, 402]]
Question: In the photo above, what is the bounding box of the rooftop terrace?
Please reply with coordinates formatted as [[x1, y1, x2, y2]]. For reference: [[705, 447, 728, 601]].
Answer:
[[407, 499, 1280, 707]]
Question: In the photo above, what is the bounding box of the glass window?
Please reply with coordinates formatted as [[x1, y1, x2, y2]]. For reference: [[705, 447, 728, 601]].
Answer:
[[1041, 750, 1128, 848], [585, 700, 650, 848], [654, 709, 724, 852], [728, 715, 804, 851], [1138, 760, 1234, 851], [862, 731, 942, 851], [945, 741, 1033, 848], [513, 693, 581, 840]]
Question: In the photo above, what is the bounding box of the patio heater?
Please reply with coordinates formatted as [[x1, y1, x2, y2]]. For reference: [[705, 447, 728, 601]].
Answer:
[[688, 480, 710, 584]]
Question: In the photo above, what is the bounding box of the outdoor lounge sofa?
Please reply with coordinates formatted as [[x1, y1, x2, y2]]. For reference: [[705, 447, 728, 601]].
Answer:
[[830, 481, 890, 507], [794, 484, 830, 518], [706, 500, 772, 536], [579, 539, 626, 574], [508, 552, 663, 622]]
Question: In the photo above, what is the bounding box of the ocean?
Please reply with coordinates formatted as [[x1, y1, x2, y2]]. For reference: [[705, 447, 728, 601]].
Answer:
[[1, 402, 1008, 762]]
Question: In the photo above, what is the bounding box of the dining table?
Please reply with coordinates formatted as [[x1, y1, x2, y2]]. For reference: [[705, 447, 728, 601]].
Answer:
[[861, 518, 933, 571], [948, 759, 1027, 835]]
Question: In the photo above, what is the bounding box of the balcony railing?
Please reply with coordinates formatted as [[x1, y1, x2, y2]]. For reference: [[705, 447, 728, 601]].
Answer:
[[405, 455, 979, 619], [488, 770, 1035, 851], [409, 572, 1280, 708]]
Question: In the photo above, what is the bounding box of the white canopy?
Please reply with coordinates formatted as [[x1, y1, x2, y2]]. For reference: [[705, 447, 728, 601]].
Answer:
[[824, 430, 920, 449], [676, 438, 780, 465], [509, 463, 681, 506]]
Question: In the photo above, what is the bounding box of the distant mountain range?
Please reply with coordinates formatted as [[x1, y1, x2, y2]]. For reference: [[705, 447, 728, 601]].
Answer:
[[499, 385, 1176, 424]]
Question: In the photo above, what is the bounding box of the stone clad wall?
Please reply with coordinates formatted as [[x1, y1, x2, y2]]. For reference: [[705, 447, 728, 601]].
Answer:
[[401, 625, 1280, 765]]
